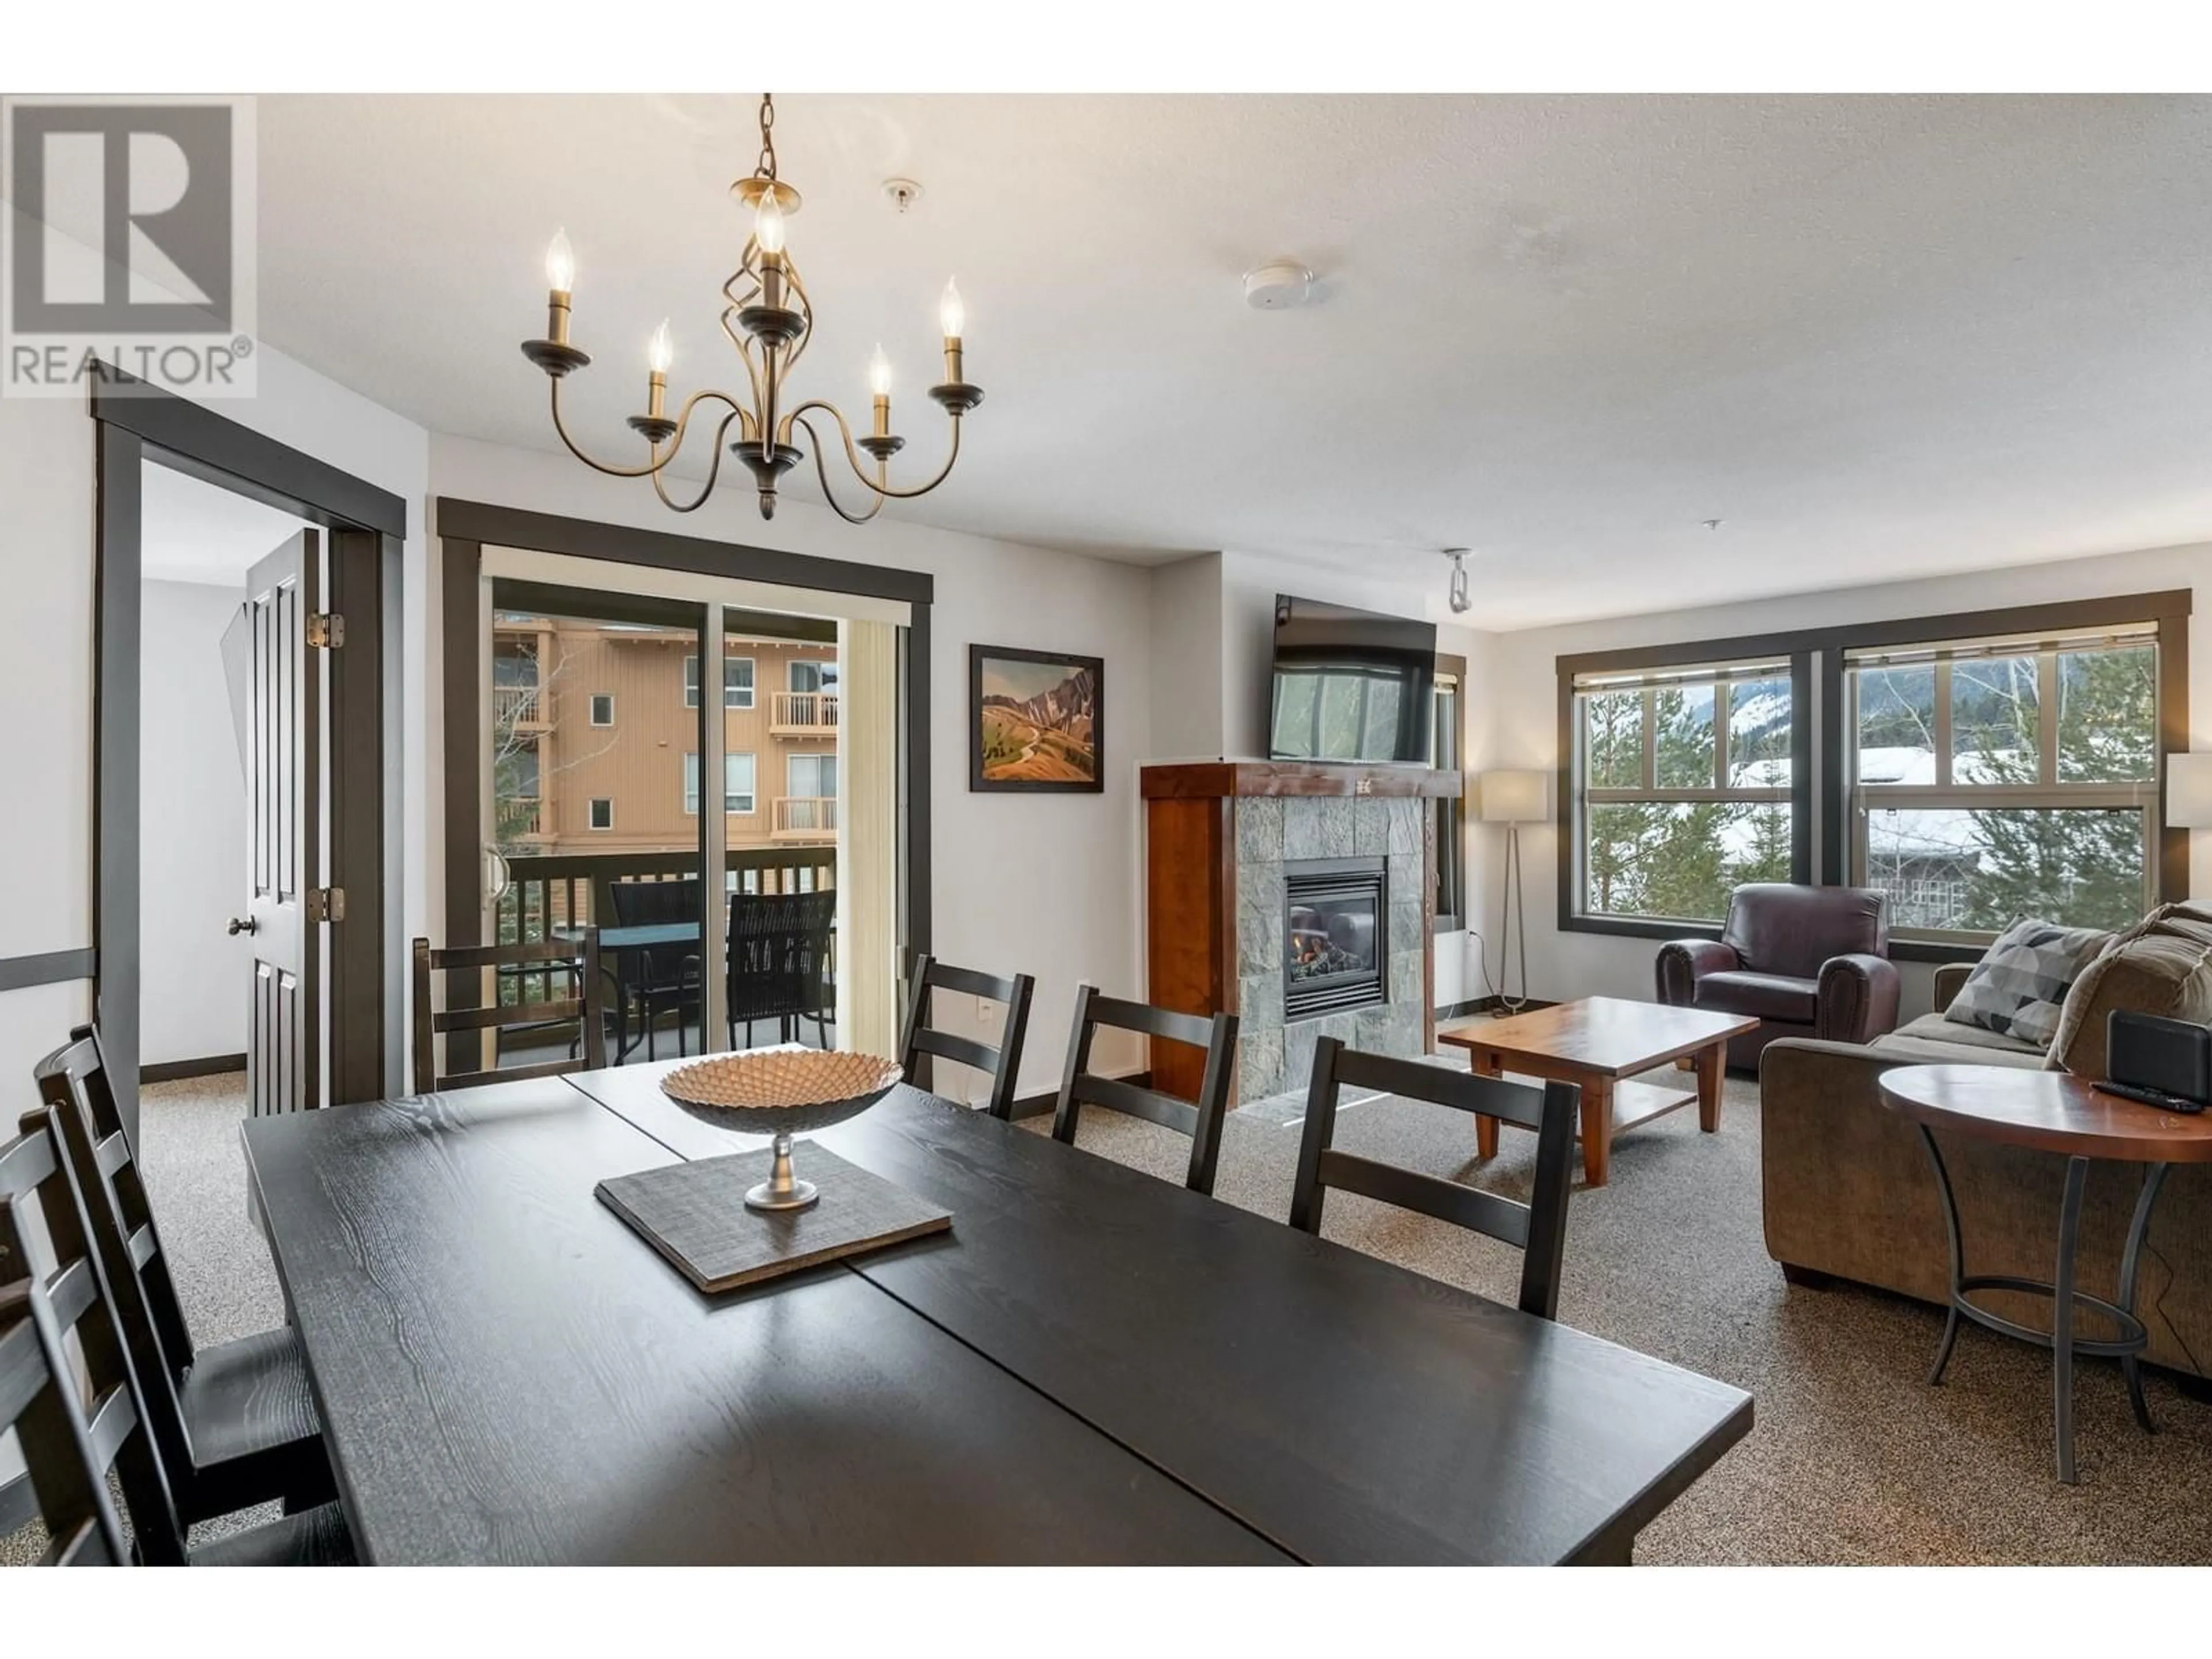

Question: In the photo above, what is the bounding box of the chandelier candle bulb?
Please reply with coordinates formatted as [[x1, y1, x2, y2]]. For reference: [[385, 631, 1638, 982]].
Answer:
[[543, 229, 575, 346], [544, 228, 574, 293], [868, 343, 893, 399], [754, 190, 787, 257]]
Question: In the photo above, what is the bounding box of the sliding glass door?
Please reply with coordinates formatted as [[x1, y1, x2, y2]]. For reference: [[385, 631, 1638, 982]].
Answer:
[[474, 573, 878, 1073]]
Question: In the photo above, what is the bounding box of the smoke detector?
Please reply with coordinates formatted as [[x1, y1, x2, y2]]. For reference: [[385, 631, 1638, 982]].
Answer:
[[1243, 260, 1314, 310]]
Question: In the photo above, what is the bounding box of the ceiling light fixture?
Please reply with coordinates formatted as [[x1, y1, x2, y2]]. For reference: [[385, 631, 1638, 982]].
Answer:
[[1444, 547, 1471, 613], [520, 93, 982, 522]]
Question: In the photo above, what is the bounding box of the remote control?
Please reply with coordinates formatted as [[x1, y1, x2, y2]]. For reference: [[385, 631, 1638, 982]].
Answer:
[[2094, 1080, 2208, 1115]]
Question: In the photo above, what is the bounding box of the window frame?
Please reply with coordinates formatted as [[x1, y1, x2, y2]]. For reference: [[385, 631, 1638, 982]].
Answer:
[[684, 750, 759, 816], [587, 797, 613, 832], [724, 750, 757, 816], [684, 654, 756, 709], [787, 750, 836, 801], [589, 691, 615, 727], [1555, 589, 2190, 960], [1566, 655, 1805, 933], [1432, 660, 1466, 934], [1846, 630, 2161, 945]]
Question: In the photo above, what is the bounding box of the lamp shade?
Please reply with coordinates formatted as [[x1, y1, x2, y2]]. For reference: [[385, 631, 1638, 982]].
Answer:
[[1478, 768, 1549, 824], [2170, 752, 2212, 829]]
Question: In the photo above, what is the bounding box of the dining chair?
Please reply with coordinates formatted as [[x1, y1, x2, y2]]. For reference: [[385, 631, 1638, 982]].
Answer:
[[32, 1027, 338, 1526], [899, 955, 1037, 1120], [1050, 985, 1240, 1196], [1289, 1037, 1580, 1320], [607, 876, 703, 1060], [411, 930, 607, 1094], [0, 1108, 354, 1566], [728, 889, 837, 1048]]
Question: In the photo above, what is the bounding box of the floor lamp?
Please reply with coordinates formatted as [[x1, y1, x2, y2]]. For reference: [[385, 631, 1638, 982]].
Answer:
[[1478, 770, 1547, 1014], [2176, 760, 2212, 902]]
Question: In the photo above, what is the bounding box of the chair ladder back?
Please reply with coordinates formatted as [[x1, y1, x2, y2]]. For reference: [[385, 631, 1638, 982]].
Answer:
[[0, 1109, 188, 1565], [899, 955, 1037, 1121], [1050, 983, 1240, 1196], [726, 891, 837, 1037], [1289, 1036, 1580, 1320], [32, 1032, 205, 1486], [411, 931, 607, 1094]]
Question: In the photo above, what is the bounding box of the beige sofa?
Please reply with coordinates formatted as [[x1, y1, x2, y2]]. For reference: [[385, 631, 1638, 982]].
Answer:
[[1760, 903, 2212, 1380]]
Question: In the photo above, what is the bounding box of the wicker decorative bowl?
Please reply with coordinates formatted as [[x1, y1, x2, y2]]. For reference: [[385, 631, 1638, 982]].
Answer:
[[660, 1050, 904, 1211]]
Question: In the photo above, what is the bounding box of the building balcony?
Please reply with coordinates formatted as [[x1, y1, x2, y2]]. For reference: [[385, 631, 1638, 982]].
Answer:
[[494, 684, 550, 730], [769, 690, 839, 737], [771, 796, 837, 842]]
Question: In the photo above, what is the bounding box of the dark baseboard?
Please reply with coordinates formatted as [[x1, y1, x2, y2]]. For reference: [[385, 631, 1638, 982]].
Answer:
[[141, 1052, 247, 1085], [1007, 1070, 1153, 1122]]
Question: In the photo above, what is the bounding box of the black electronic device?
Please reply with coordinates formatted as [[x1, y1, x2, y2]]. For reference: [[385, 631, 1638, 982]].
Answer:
[[2094, 1010, 2211, 1114]]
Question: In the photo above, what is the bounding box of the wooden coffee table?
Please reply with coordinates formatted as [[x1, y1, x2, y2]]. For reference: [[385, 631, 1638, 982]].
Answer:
[[1878, 1064, 2212, 1484], [1436, 998, 1759, 1188]]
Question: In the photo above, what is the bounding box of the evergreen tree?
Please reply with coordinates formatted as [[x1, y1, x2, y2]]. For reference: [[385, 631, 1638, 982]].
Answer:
[[1957, 647, 2153, 931]]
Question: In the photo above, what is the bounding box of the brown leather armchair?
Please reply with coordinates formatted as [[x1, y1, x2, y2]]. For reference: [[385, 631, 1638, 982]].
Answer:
[[1656, 884, 1899, 1068]]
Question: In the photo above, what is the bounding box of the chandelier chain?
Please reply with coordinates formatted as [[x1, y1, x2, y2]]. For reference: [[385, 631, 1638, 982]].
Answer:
[[756, 93, 777, 182]]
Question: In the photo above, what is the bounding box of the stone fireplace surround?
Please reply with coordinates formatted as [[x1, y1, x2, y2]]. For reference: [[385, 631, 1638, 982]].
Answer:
[[1140, 762, 1463, 1106]]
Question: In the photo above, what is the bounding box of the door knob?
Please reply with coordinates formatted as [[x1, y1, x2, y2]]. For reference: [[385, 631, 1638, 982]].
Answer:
[[226, 916, 259, 936]]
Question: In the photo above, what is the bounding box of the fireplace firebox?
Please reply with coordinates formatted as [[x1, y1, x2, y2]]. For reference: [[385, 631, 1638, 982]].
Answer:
[[1284, 858, 1387, 1021]]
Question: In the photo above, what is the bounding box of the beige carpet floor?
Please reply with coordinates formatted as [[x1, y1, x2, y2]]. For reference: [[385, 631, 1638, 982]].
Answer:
[[9, 1066, 2211, 1566]]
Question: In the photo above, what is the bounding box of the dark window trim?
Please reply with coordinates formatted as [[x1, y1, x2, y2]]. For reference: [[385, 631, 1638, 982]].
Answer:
[[437, 498, 933, 607], [1556, 649, 1813, 938], [1433, 651, 1467, 933], [438, 499, 932, 1036], [1558, 588, 2193, 944]]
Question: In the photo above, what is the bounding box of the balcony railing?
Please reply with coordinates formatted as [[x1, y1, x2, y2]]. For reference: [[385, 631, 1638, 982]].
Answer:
[[493, 684, 548, 728], [772, 797, 838, 840], [489, 845, 837, 1005], [769, 690, 839, 736]]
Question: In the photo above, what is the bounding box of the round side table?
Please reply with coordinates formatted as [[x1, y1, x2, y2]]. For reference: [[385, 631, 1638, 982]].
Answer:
[[1877, 1064, 2212, 1484]]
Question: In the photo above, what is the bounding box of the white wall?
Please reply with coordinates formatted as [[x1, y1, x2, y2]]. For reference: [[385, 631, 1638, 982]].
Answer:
[[429, 435, 1157, 1100], [0, 322, 430, 1103], [139, 581, 252, 1064], [1146, 552, 1227, 760], [1480, 541, 2212, 1020]]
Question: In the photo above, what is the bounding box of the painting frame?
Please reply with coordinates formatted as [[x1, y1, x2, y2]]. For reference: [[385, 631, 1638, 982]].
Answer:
[[969, 643, 1105, 794]]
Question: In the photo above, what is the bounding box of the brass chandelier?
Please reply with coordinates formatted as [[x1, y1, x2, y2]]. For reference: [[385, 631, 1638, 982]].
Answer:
[[521, 92, 980, 522]]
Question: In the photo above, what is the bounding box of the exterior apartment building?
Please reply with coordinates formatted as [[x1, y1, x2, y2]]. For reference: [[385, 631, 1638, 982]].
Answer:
[[492, 616, 840, 859]]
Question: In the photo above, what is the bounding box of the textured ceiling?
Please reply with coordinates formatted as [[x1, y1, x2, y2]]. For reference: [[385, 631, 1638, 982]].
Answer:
[[254, 94, 2212, 627]]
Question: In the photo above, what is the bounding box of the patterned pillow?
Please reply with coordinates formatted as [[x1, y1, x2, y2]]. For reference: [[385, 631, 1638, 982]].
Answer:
[[1945, 919, 2115, 1048]]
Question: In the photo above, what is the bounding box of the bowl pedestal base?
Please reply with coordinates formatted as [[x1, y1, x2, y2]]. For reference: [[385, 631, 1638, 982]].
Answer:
[[744, 1132, 821, 1212]]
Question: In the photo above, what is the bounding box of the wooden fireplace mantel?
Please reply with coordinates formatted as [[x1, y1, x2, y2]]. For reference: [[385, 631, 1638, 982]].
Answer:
[[1141, 760, 1456, 1103], [1141, 760, 1466, 801]]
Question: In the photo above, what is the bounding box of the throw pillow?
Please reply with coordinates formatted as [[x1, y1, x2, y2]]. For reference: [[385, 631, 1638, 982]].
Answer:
[[1944, 919, 2115, 1049]]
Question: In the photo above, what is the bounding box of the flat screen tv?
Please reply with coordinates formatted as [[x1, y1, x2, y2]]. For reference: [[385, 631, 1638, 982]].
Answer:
[[1267, 594, 1437, 764]]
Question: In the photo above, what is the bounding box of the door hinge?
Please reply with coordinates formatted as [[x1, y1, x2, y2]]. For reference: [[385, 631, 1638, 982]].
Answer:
[[306, 887, 347, 923], [306, 612, 345, 649]]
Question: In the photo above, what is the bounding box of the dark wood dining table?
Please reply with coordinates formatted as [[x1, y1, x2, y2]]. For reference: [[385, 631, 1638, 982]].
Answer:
[[243, 1057, 1753, 1566]]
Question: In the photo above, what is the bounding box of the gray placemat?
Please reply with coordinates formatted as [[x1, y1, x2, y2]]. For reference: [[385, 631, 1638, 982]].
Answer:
[[595, 1146, 951, 1293]]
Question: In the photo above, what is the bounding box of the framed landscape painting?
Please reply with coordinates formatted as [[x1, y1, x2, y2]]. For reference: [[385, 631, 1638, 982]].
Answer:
[[969, 645, 1104, 793]]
